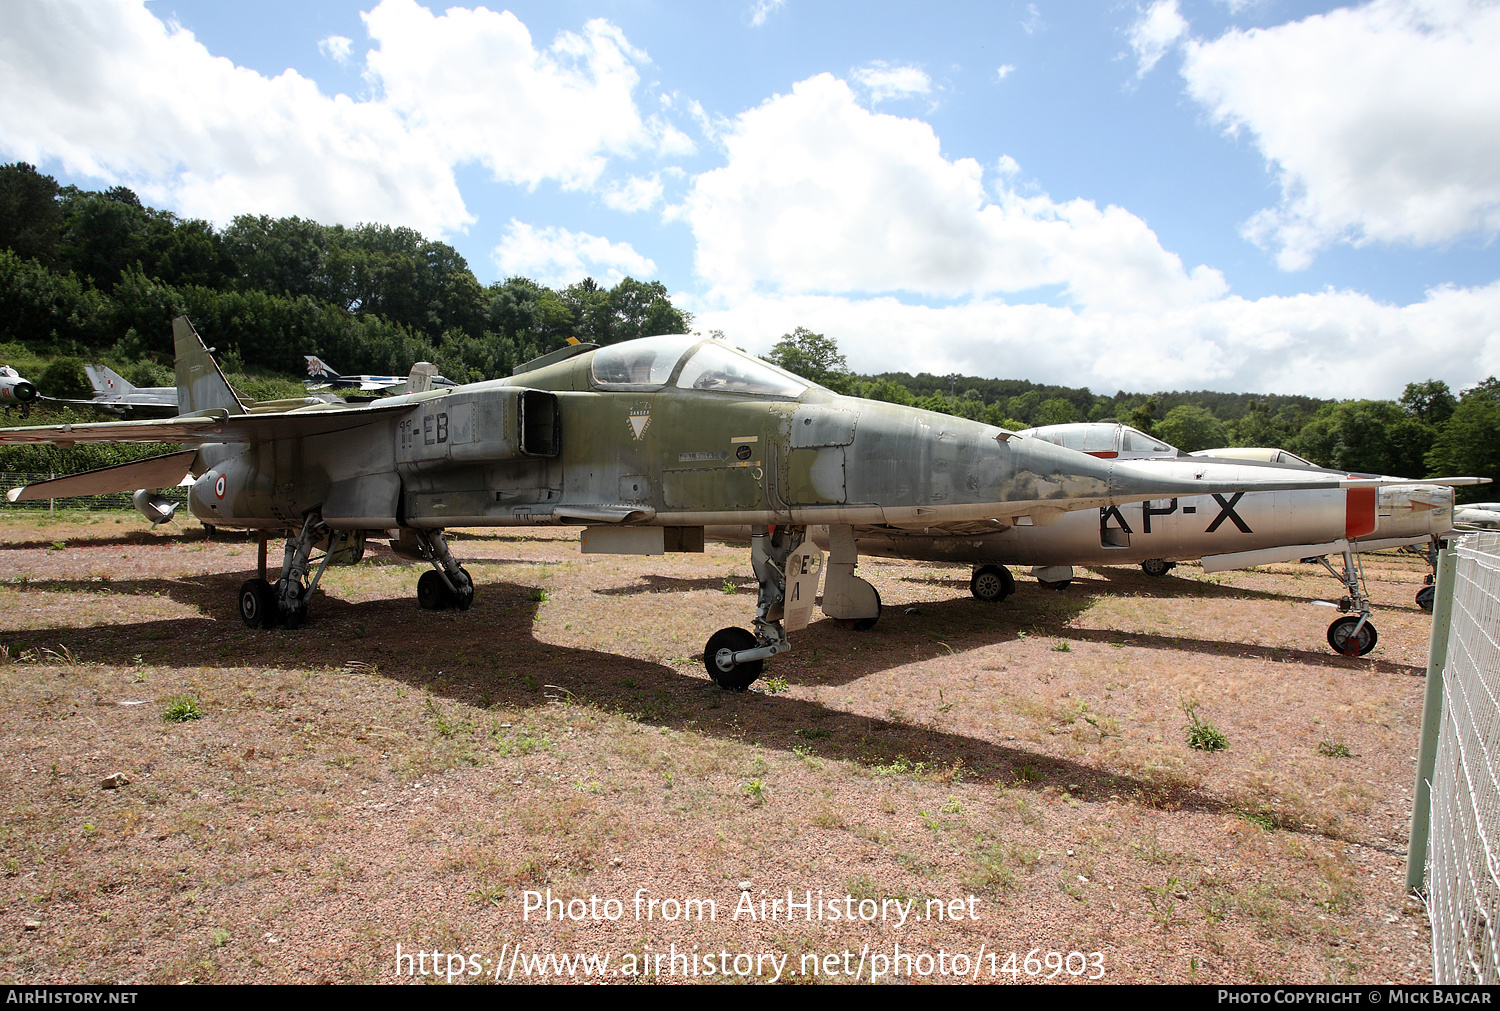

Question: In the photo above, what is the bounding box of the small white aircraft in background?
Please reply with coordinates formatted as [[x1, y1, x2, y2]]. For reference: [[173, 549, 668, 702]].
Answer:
[[304, 356, 456, 394], [0, 365, 37, 418]]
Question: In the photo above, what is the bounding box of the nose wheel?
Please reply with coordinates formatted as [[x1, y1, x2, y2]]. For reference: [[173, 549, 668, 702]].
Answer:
[[704, 626, 763, 690], [1327, 614, 1378, 657]]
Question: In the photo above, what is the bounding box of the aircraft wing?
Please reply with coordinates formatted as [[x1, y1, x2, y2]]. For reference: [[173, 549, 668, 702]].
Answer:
[[0, 400, 416, 446], [6, 450, 199, 502]]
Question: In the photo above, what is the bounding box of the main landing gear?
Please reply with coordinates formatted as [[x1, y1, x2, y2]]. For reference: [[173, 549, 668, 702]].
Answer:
[[410, 529, 475, 612], [970, 564, 1015, 602], [238, 517, 474, 629], [239, 512, 344, 629], [1314, 546, 1379, 657], [704, 523, 881, 691]]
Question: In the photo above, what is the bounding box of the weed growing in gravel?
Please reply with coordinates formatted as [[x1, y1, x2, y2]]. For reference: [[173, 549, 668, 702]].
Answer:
[[162, 695, 203, 722], [742, 779, 766, 806], [794, 728, 829, 740], [1317, 740, 1353, 758], [760, 677, 789, 695], [1052, 641, 1072, 652], [1143, 876, 1189, 929], [720, 580, 736, 594], [528, 587, 550, 603], [1180, 697, 1228, 752]]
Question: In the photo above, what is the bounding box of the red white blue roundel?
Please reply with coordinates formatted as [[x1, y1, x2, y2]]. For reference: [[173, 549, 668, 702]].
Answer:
[[214, 474, 226, 499]]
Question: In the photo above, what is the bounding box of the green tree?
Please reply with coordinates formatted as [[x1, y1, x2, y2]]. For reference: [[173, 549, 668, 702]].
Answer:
[[0, 162, 63, 265], [1291, 400, 1432, 477], [1154, 405, 1228, 453], [764, 327, 851, 393], [1400, 379, 1457, 426], [1426, 380, 1500, 500], [37, 356, 90, 400]]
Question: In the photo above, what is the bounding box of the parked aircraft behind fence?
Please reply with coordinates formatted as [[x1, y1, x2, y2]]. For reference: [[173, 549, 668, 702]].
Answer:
[[710, 422, 1480, 656], [0, 324, 1471, 685]]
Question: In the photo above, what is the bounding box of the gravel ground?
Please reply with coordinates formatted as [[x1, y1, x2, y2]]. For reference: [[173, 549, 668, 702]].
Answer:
[[0, 511, 1437, 984]]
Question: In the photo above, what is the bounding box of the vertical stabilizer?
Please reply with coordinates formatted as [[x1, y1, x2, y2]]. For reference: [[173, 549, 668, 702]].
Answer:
[[172, 317, 245, 416], [85, 365, 138, 395], [407, 362, 438, 394]]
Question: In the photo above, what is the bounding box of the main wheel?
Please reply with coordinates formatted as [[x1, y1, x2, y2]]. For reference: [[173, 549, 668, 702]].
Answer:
[[1038, 579, 1073, 591], [453, 566, 475, 612], [1141, 558, 1173, 578], [1416, 585, 1435, 611], [704, 626, 763, 690], [851, 588, 882, 632], [417, 570, 453, 610], [238, 578, 275, 629], [970, 565, 1015, 602], [1327, 615, 1378, 657]]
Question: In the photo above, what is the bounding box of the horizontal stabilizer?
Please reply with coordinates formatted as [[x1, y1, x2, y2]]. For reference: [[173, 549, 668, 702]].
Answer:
[[7, 450, 198, 502]]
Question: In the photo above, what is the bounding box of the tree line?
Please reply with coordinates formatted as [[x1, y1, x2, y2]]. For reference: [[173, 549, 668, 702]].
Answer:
[[764, 328, 1500, 498], [0, 162, 691, 387]]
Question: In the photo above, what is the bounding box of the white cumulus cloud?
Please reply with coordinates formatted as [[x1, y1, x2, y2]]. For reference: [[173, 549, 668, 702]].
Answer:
[[318, 35, 353, 64], [493, 221, 657, 288], [851, 62, 932, 103], [1182, 0, 1500, 269], [0, 0, 664, 235], [1128, 0, 1189, 77], [683, 74, 1226, 312], [686, 280, 1500, 401]]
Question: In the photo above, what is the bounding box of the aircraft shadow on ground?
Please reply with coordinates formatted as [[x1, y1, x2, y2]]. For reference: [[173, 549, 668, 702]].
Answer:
[[1060, 626, 1423, 677], [0, 571, 1320, 833], [592, 574, 760, 596], [898, 568, 1335, 607]]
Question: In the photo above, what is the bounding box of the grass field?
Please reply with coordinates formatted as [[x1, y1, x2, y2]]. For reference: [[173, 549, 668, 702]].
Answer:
[[0, 511, 1436, 984]]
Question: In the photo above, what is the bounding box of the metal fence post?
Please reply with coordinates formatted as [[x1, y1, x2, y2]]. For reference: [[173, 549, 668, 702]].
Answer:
[[1407, 544, 1458, 892]]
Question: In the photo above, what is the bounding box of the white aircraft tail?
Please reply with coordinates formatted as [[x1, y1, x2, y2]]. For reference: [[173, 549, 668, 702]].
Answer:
[[84, 364, 138, 395], [407, 362, 438, 394], [304, 355, 343, 382]]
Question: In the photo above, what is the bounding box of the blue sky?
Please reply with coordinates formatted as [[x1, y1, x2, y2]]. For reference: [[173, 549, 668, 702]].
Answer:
[[2, 0, 1498, 398]]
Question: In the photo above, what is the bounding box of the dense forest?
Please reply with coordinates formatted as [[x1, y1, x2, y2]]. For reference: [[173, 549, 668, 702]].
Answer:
[[2, 160, 1497, 497]]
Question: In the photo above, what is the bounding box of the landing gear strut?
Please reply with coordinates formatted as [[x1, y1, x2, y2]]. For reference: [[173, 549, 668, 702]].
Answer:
[[704, 525, 804, 690], [411, 529, 474, 611], [1315, 547, 1378, 657], [239, 512, 345, 629]]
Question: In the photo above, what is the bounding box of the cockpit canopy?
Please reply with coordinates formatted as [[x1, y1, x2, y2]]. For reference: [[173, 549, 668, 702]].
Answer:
[[590, 335, 809, 398], [1021, 423, 1178, 459]]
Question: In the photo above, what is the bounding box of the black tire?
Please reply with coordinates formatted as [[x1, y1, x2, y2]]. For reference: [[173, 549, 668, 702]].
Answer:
[[851, 588, 882, 631], [417, 570, 452, 610], [704, 626, 762, 690], [1416, 585, 1435, 611], [1039, 579, 1072, 591], [453, 566, 474, 612], [1140, 558, 1173, 578], [1327, 615, 1378, 657], [238, 578, 275, 629], [970, 565, 1015, 602]]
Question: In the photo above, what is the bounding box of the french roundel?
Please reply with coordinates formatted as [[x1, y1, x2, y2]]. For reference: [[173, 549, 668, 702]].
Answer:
[[214, 474, 227, 499]]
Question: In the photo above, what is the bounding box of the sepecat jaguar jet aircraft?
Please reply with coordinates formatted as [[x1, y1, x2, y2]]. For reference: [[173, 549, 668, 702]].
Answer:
[[0, 318, 1469, 688]]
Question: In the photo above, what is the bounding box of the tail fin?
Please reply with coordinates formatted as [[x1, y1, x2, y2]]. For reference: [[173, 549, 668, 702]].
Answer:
[[172, 317, 245, 416], [407, 362, 438, 394], [84, 365, 138, 395], [304, 355, 341, 382]]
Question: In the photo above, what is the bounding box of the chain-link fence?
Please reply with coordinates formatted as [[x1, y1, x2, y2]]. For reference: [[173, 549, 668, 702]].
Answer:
[[1426, 530, 1500, 984], [0, 472, 188, 512]]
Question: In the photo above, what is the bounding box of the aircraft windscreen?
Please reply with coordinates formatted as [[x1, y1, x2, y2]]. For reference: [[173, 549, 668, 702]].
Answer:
[[590, 335, 704, 387], [1122, 428, 1174, 453], [675, 344, 808, 398]]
